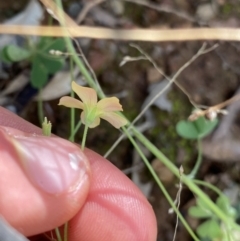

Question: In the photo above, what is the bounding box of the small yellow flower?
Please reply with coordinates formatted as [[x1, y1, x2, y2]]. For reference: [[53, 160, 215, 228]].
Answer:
[[59, 82, 128, 128]]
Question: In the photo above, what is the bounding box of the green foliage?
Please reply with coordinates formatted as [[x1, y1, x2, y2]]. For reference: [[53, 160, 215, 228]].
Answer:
[[189, 195, 237, 240], [197, 219, 222, 240], [176, 116, 218, 140], [216, 195, 237, 219], [189, 202, 212, 219], [179, 114, 237, 240], [0, 47, 13, 63], [0, 37, 65, 89], [4, 45, 31, 61]]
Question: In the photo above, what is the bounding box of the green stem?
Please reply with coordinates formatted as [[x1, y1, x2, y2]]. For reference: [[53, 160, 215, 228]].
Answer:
[[68, 120, 82, 141], [55, 227, 62, 241], [63, 221, 68, 241], [131, 128, 240, 231], [69, 56, 75, 142], [81, 125, 88, 150], [193, 180, 223, 197], [124, 130, 199, 241], [37, 88, 44, 124], [42, 117, 52, 136], [188, 138, 202, 179]]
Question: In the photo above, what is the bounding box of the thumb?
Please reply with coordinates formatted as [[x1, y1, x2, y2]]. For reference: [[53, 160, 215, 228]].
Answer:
[[0, 125, 91, 236]]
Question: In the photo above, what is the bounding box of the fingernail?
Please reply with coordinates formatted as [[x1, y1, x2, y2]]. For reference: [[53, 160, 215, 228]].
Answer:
[[0, 126, 90, 195]]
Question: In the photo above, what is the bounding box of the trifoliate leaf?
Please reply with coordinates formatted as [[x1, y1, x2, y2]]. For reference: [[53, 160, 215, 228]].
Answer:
[[176, 116, 218, 139]]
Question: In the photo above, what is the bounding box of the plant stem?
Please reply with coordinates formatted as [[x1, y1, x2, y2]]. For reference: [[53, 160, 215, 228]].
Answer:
[[81, 125, 88, 150], [123, 129, 200, 241], [188, 138, 202, 179], [64, 221, 68, 241], [37, 88, 44, 124], [69, 56, 75, 142], [55, 227, 62, 241], [69, 120, 82, 141], [131, 128, 240, 231], [193, 180, 223, 197], [42, 117, 52, 136]]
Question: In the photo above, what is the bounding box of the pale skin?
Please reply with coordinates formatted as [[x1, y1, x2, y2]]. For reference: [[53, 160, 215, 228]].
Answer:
[[0, 107, 157, 241]]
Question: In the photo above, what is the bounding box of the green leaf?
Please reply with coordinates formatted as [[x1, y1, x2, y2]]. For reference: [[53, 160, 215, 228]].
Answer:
[[196, 219, 222, 239], [30, 58, 48, 89], [42, 38, 65, 53], [176, 120, 199, 139], [196, 198, 211, 210], [216, 195, 237, 218], [0, 47, 12, 63], [37, 37, 53, 49], [216, 196, 230, 213], [5, 45, 31, 62], [38, 54, 64, 74], [176, 116, 218, 140], [189, 206, 212, 219], [189, 198, 213, 218]]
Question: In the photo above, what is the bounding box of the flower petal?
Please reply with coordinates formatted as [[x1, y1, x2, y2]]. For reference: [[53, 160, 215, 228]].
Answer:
[[81, 112, 100, 128], [58, 96, 84, 109], [100, 112, 128, 129], [97, 97, 123, 112], [72, 82, 97, 107]]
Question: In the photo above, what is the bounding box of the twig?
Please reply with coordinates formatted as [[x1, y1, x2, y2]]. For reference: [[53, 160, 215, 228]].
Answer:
[[105, 43, 217, 158], [76, 0, 200, 26], [72, 38, 103, 94], [188, 94, 240, 121], [3, 25, 240, 42], [212, 87, 240, 140], [119, 56, 147, 66], [170, 166, 184, 241], [130, 43, 218, 127], [76, 0, 199, 26], [44, 231, 57, 241], [123, 0, 201, 24], [76, 0, 106, 24], [123, 45, 201, 108], [0, 1, 239, 42]]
